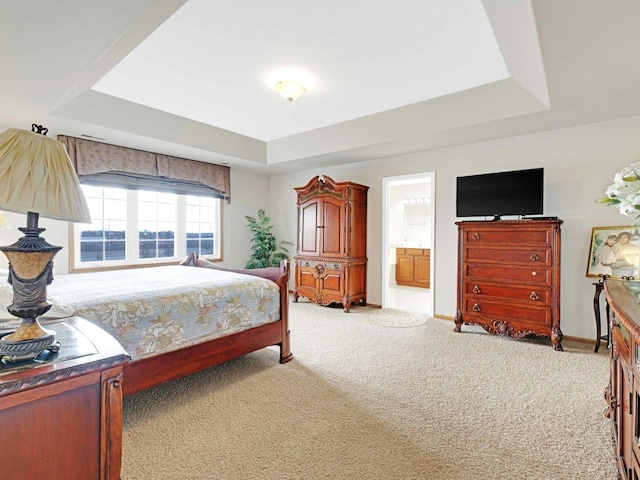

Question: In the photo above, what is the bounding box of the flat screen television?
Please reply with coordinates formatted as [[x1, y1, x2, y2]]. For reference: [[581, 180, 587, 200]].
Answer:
[[456, 168, 544, 220]]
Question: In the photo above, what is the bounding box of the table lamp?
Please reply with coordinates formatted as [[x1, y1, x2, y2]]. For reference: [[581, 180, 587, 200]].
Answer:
[[0, 125, 91, 361]]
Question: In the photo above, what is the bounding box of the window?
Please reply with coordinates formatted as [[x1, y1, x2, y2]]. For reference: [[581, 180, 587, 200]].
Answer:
[[186, 195, 216, 256], [72, 185, 221, 271], [78, 186, 127, 263], [138, 191, 176, 260]]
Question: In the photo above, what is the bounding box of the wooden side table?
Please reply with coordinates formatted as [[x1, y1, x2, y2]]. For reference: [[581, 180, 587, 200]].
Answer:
[[593, 278, 611, 353], [0, 317, 129, 480]]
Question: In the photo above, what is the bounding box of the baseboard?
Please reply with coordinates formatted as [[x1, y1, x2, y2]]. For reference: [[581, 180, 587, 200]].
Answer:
[[567, 335, 605, 347]]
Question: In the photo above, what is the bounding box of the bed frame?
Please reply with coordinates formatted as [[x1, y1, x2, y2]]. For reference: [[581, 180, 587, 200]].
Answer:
[[121, 253, 292, 396]]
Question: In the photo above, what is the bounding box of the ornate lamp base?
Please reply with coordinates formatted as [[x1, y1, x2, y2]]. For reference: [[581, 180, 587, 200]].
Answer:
[[0, 319, 58, 362], [0, 212, 63, 363]]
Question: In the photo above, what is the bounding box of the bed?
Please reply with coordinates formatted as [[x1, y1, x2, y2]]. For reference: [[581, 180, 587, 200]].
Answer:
[[0, 253, 292, 396]]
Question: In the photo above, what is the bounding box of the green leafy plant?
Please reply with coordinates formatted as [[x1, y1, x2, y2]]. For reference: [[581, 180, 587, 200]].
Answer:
[[244, 208, 293, 268]]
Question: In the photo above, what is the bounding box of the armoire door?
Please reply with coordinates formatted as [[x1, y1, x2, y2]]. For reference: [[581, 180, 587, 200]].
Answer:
[[320, 197, 345, 257], [298, 198, 320, 257]]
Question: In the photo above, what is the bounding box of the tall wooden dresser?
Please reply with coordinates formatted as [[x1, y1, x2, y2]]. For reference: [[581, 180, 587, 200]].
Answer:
[[605, 279, 640, 479], [293, 175, 368, 312], [454, 219, 563, 350]]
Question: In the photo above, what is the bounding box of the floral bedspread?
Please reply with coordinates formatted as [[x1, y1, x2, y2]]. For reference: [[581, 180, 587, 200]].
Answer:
[[45, 265, 281, 361]]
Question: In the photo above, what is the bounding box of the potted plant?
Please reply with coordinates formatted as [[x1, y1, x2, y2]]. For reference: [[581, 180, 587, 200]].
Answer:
[[244, 208, 293, 268]]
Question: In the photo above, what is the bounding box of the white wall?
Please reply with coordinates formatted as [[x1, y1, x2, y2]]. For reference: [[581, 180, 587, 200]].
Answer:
[[224, 169, 271, 268], [269, 114, 640, 341], [388, 187, 406, 247]]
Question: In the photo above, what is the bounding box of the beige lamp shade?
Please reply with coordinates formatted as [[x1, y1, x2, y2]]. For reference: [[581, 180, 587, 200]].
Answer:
[[0, 211, 10, 228], [0, 128, 91, 223]]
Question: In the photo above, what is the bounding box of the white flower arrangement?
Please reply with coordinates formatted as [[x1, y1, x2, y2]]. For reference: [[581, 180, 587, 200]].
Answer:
[[598, 162, 640, 216]]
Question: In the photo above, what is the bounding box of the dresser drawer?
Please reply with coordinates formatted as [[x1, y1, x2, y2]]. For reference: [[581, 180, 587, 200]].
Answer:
[[463, 246, 551, 266], [463, 281, 551, 305], [464, 264, 551, 285], [462, 227, 553, 245], [462, 298, 551, 327]]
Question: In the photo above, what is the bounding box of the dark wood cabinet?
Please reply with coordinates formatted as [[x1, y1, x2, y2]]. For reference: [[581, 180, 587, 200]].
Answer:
[[454, 219, 563, 350], [604, 279, 640, 480], [0, 317, 129, 480], [293, 175, 368, 312], [396, 248, 430, 288]]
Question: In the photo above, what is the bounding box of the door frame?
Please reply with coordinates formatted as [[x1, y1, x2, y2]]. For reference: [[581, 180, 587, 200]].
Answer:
[[382, 172, 435, 315]]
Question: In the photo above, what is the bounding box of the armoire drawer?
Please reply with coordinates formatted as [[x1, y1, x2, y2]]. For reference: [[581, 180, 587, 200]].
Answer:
[[463, 246, 551, 266], [463, 264, 551, 285], [297, 260, 343, 271], [462, 227, 553, 245], [462, 281, 551, 305], [462, 298, 551, 327]]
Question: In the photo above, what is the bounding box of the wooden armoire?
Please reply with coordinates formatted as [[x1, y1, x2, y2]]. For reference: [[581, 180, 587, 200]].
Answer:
[[293, 175, 368, 312]]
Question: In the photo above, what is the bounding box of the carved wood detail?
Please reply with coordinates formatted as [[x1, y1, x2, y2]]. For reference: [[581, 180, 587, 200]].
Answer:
[[0, 356, 127, 396]]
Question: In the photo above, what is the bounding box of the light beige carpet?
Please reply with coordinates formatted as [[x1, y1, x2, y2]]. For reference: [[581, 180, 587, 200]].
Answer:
[[122, 301, 617, 480], [353, 307, 428, 327]]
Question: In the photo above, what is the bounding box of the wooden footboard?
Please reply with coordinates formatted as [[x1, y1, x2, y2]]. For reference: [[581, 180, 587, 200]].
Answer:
[[122, 253, 292, 396]]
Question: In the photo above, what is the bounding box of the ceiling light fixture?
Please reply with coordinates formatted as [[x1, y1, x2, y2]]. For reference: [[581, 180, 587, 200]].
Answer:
[[275, 81, 306, 102]]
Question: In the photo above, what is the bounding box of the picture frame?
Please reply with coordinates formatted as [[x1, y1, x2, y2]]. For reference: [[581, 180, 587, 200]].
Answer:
[[587, 226, 640, 279]]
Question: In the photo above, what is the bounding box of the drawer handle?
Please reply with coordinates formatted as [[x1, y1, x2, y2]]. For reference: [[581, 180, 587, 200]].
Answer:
[[472, 232, 480, 240], [472, 285, 481, 294], [531, 271, 537, 276], [530, 253, 539, 261], [472, 303, 480, 312], [530, 291, 539, 301]]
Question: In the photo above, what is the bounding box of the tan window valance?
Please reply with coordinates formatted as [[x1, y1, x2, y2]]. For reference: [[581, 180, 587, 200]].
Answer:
[[57, 135, 230, 202]]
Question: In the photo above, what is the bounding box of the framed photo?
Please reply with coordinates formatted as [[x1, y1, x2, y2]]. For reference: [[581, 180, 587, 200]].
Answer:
[[587, 226, 640, 279]]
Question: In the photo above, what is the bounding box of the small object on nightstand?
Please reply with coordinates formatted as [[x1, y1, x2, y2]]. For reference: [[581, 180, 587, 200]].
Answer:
[[0, 339, 60, 365]]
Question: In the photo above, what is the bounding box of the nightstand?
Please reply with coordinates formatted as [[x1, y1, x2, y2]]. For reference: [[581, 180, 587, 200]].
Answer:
[[0, 317, 130, 480]]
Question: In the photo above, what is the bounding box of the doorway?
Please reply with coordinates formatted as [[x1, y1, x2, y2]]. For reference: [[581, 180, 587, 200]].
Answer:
[[382, 172, 435, 315]]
